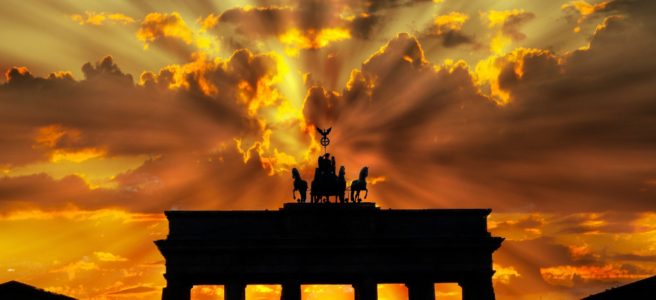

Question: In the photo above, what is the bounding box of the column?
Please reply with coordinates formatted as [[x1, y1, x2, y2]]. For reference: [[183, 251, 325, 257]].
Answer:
[[353, 279, 378, 300], [406, 281, 435, 300], [459, 276, 495, 300], [281, 282, 301, 300], [225, 282, 246, 300], [161, 281, 191, 300]]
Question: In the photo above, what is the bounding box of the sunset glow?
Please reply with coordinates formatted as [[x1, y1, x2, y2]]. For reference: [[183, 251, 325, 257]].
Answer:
[[1, 0, 655, 299]]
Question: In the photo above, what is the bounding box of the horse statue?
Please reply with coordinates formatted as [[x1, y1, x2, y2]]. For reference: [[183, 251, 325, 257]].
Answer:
[[350, 167, 369, 203], [291, 168, 308, 203]]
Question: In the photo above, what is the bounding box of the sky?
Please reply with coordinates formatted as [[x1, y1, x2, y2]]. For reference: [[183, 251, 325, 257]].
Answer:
[[0, 0, 655, 299]]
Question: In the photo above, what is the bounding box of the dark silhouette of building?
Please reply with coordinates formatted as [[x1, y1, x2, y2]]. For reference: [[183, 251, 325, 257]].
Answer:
[[0, 280, 76, 300], [155, 203, 504, 300], [582, 275, 656, 299]]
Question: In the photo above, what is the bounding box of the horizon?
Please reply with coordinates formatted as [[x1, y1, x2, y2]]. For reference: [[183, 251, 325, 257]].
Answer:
[[1, 0, 655, 299]]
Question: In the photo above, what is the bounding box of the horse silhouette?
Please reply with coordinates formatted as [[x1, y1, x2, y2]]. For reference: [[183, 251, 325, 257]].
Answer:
[[350, 167, 369, 203], [292, 168, 308, 203]]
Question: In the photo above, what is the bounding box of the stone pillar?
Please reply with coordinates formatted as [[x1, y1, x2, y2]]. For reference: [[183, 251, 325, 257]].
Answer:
[[353, 279, 377, 300], [225, 282, 246, 300], [459, 275, 495, 300], [406, 281, 435, 300], [161, 281, 191, 300], [281, 282, 301, 300]]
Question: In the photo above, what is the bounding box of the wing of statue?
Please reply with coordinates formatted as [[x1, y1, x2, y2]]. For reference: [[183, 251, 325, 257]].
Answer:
[[326, 127, 332, 135], [316, 127, 324, 135]]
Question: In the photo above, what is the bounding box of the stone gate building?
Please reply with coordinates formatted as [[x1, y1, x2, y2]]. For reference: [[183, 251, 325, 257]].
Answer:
[[155, 203, 503, 300]]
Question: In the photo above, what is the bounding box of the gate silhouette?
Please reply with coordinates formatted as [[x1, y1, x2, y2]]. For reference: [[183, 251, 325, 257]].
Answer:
[[155, 203, 504, 300]]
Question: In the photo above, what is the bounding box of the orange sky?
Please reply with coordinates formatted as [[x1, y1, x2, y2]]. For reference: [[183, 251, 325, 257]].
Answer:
[[1, 0, 655, 299]]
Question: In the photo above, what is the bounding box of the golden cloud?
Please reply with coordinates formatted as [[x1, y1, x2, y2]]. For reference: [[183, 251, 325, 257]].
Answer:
[[540, 264, 652, 287], [632, 212, 656, 231], [493, 263, 521, 285], [489, 213, 546, 241], [137, 12, 194, 47], [198, 13, 219, 32], [94, 251, 129, 262], [34, 124, 78, 148], [71, 11, 135, 26], [213, 4, 373, 54], [474, 47, 559, 104], [433, 12, 469, 35], [279, 27, 351, 56], [425, 11, 474, 47], [483, 9, 535, 55], [561, 0, 612, 32], [48, 71, 75, 81], [33, 124, 107, 163], [52, 259, 99, 281], [140, 49, 317, 175]]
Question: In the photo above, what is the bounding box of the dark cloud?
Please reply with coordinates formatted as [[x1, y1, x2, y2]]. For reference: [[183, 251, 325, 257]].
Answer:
[[5, 67, 34, 85], [459, 16, 656, 212], [551, 212, 638, 235], [422, 12, 476, 48], [296, 0, 343, 30], [0, 174, 116, 211], [494, 237, 573, 295], [440, 30, 474, 47], [3, 13, 654, 215], [218, 6, 295, 37], [81, 56, 133, 85], [214, 1, 387, 45], [422, 29, 475, 48], [561, 0, 656, 35], [4, 67, 75, 90], [363, 0, 432, 13], [501, 11, 535, 41], [301, 12, 656, 212], [0, 49, 286, 166], [216, 1, 344, 36], [607, 0, 656, 24], [612, 253, 656, 262], [303, 33, 498, 209], [491, 214, 545, 240], [2, 2, 656, 217], [350, 13, 380, 39], [476, 18, 656, 210], [0, 148, 291, 212], [0, 49, 307, 212], [303, 86, 341, 127]]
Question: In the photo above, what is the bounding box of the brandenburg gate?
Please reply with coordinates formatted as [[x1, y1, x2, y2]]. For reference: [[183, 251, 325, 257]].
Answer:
[[155, 128, 504, 299], [155, 203, 503, 300]]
